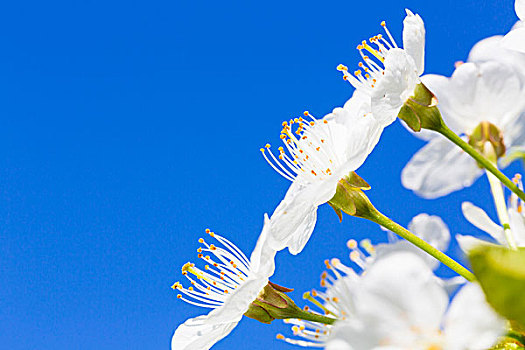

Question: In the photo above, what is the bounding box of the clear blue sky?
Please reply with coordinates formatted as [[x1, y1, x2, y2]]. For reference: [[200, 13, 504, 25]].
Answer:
[[0, 0, 520, 349]]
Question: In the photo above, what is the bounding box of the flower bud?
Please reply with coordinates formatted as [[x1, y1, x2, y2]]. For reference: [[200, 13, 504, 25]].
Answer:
[[398, 82, 445, 132]]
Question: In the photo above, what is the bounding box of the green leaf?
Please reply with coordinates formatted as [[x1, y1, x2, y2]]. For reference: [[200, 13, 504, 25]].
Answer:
[[469, 246, 525, 326]]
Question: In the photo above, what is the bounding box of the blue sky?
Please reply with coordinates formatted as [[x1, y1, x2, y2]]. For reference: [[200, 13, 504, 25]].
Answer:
[[0, 0, 520, 349]]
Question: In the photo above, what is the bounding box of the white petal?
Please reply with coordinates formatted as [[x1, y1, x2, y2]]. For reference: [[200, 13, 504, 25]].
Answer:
[[508, 208, 525, 246], [468, 34, 525, 77], [517, 0, 525, 20], [461, 202, 506, 244], [455, 234, 495, 253], [401, 136, 481, 198], [326, 319, 379, 350], [249, 214, 277, 277], [438, 62, 524, 132], [206, 275, 269, 324], [503, 26, 525, 53], [171, 315, 238, 350], [408, 213, 450, 252], [373, 240, 441, 270], [356, 252, 448, 337], [286, 206, 318, 255], [420, 74, 471, 134], [268, 187, 318, 255], [443, 284, 505, 350], [402, 9, 425, 75], [371, 49, 420, 126]]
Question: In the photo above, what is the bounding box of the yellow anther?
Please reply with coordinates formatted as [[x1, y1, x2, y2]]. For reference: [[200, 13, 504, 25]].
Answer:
[[324, 259, 331, 269], [198, 238, 204, 243], [381, 21, 386, 26], [346, 239, 357, 249], [265, 143, 271, 148], [177, 294, 182, 299], [276, 334, 285, 340]]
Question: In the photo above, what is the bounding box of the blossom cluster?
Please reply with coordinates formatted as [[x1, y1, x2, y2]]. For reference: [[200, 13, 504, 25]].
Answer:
[[172, 1, 525, 349]]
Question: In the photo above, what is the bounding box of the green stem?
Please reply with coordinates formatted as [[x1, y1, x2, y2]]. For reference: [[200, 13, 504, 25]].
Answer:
[[365, 207, 476, 282], [294, 308, 336, 325], [437, 124, 525, 202]]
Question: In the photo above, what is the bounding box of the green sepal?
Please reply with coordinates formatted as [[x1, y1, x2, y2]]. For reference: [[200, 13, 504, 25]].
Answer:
[[398, 82, 445, 132], [243, 281, 337, 325], [244, 282, 300, 323], [469, 246, 525, 327], [327, 172, 374, 220], [244, 303, 274, 324]]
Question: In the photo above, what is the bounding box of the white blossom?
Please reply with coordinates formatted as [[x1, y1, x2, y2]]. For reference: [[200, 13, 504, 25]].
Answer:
[[171, 217, 276, 350], [277, 215, 460, 348], [326, 252, 505, 350], [338, 9, 425, 126], [502, 0, 525, 53], [262, 97, 383, 254], [402, 48, 525, 198]]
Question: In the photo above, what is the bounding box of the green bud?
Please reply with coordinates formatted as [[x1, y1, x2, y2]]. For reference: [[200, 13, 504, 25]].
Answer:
[[328, 172, 374, 221], [468, 121, 506, 161], [398, 82, 445, 132]]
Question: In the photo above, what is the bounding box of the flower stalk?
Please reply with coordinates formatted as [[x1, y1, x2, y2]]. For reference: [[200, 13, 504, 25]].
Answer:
[[328, 174, 476, 281], [364, 207, 476, 282], [365, 208, 476, 282]]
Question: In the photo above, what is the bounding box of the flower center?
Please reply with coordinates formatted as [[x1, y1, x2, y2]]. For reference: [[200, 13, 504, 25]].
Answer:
[[337, 20, 398, 93], [171, 229, 252, 308], [261, 111, 342, 184]]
